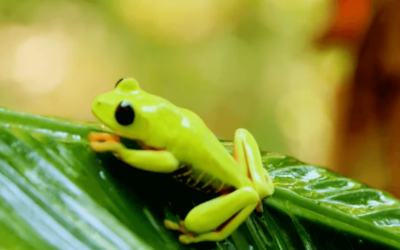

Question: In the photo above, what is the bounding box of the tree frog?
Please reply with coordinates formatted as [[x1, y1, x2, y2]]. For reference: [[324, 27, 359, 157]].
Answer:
[[88, 78, 274, 244]]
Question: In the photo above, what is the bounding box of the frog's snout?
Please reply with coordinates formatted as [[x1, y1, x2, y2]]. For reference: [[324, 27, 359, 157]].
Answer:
[[91, 97, 104, 117], [92, 95, 104, 107]]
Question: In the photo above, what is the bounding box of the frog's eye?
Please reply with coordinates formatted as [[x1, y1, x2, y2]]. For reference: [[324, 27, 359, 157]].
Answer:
[[115, 78, 125, 88], [115, 101, 135, 125]]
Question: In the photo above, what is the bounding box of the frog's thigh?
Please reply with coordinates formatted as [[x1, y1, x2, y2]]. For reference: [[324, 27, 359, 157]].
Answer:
[[234, 128, 268, 180], [183, 187, 258, 240]]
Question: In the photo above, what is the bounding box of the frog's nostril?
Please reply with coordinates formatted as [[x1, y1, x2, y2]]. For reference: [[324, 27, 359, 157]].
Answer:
[[91, 98, 103, 113], [93, 97, 103, 106]]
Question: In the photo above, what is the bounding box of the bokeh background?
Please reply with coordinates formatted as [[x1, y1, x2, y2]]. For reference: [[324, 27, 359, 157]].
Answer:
[[1, 0, 397, 195]]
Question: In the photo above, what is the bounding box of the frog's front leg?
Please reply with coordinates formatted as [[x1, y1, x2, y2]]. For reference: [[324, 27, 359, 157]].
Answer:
[[89, 132, 179, 173], [167, 187, 259, 244], [233, 128, 274, 211]]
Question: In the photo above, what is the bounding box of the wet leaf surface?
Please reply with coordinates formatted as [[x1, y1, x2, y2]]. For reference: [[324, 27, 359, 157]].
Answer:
[[0, 108, 399, 249]]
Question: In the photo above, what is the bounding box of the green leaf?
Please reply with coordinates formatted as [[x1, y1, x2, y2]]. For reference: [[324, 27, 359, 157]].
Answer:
[[0, 108, 399, 250]]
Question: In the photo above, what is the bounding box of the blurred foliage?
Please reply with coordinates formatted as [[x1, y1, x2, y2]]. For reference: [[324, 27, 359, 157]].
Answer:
[[0, 0, 353, 167]]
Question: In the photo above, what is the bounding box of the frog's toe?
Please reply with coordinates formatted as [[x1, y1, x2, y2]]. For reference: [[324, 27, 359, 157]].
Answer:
[[164, 219, 190, 234], [88, 132, 120, 143], [164, 219, 181, 231], [179, 234, 194, 244], [90, 141, 117, 152]]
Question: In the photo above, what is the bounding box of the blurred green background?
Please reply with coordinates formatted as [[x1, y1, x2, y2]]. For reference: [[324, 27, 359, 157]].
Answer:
[[0, 0, 352, 167]]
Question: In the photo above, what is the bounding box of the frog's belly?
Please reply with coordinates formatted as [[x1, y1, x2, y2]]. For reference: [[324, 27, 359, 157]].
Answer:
[[169, 164, 235, 195]]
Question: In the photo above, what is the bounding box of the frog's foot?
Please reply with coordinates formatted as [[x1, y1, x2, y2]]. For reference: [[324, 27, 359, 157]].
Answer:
[[88, 132, 122, 153], [164, 220, 197, 237], [174, 187, 260, 244], [179, 235, 196, 245], [88, 132, 120, 143]]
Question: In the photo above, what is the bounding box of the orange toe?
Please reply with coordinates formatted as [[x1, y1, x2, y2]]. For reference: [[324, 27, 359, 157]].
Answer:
[[88, 132, 120, 143]]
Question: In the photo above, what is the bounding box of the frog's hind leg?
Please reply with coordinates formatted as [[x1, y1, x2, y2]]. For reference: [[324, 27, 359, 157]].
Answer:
[[233, 129, 274, 211], [175, 187, 259, 244]]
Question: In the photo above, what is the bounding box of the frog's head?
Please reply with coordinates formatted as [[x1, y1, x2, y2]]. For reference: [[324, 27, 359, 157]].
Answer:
[[91, 78, 177, 148]]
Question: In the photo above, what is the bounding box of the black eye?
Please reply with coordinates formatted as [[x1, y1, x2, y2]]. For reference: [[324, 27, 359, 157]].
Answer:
[[115, 78, 125, 88], [115, 101, 135, 125]]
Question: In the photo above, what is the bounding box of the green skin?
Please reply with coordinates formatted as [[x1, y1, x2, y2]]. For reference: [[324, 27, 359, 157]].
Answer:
[[89, 78, 274, 244]]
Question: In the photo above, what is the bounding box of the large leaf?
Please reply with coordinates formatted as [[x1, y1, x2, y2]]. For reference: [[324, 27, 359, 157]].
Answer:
[[0, 107, 399, 249]]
